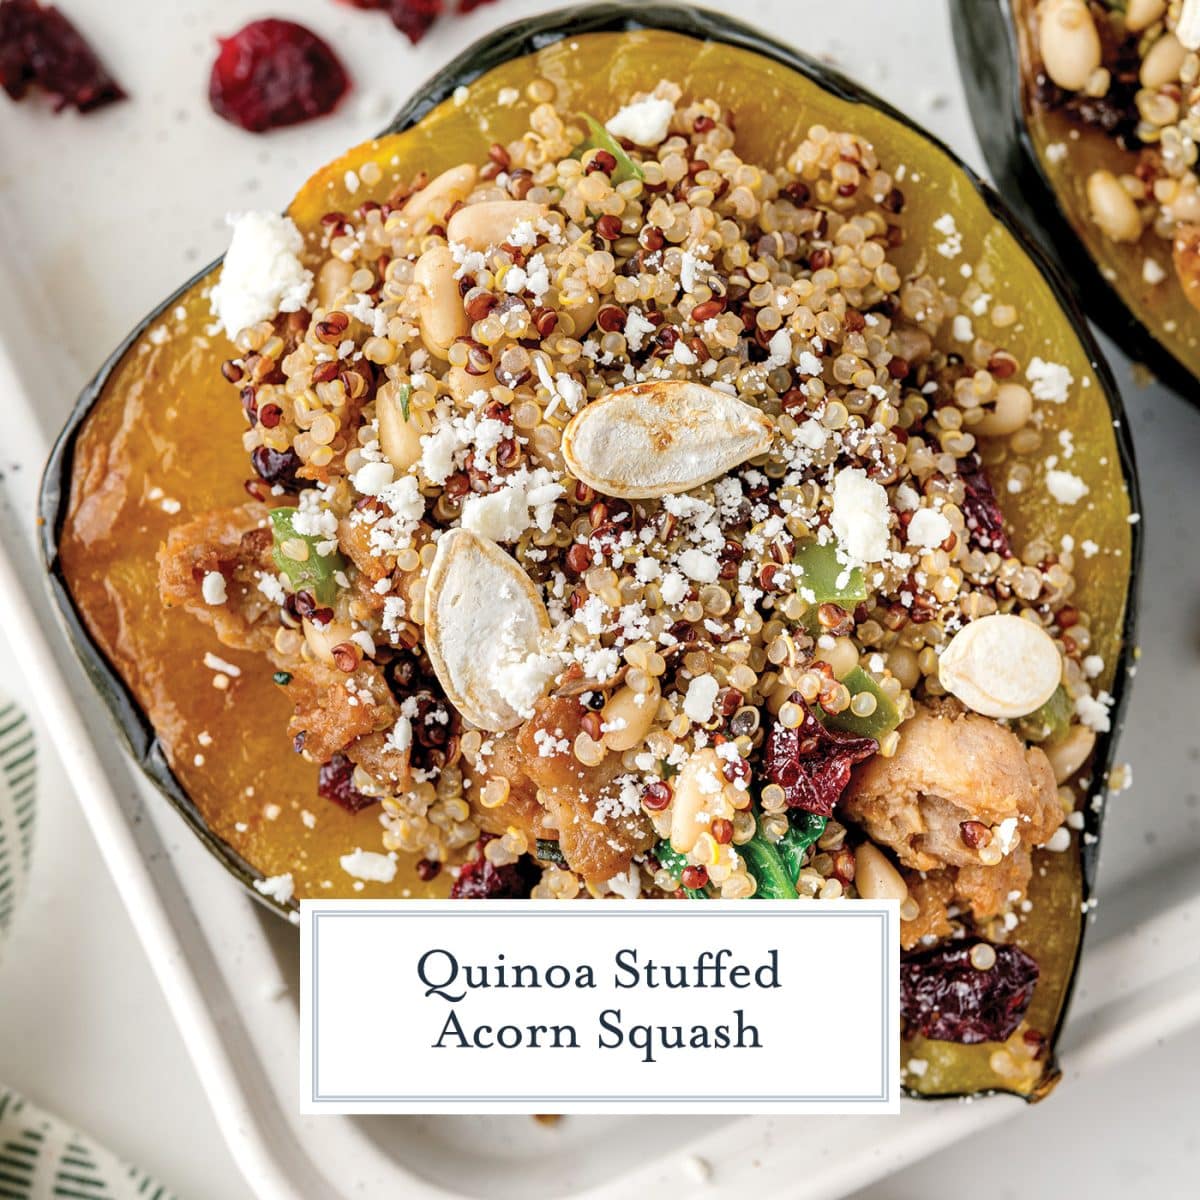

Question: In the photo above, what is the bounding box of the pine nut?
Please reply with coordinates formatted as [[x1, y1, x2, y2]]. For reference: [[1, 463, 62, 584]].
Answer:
[[854, 842, 908, 902], [1086, 170, 1144, 242], [402, 163, 478, 224]]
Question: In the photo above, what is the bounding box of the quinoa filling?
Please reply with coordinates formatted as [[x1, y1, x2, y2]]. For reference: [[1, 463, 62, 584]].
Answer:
[[159, 80, 1110, 1035]]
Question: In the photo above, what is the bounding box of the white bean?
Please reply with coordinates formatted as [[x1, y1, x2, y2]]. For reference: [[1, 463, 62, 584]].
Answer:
[[402, 164, 478, 225], [446, 200, 549, 250], [1044, 725, 1097, 784], [1039, 0, 1102, 91], [1087, 169, 1144, 242], [1140, 32, 1187, 88], [1125, 0, 1167, 34], [602, 682, 660, 751], [415, 245, 468, 358], [975, 382, 1034, 437], [854, 842, 909, 903], [670, 749, 729, 854]]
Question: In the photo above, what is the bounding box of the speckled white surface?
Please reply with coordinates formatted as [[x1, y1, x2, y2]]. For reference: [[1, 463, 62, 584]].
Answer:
[[0, 1, 1198, 1197]]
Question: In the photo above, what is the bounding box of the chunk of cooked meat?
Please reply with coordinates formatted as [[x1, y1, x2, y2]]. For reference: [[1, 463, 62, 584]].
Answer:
[[465, 729, 558, 844], [465, 695, 653, 884], [285, 659, 402, 769], [516, 696, 654, 883], [900, 846, 1037, 952], [900, 870, 955, 952], [843, 700, 1062, 874], [956, 844, 1034, 923], [157, 503, 278, 651]]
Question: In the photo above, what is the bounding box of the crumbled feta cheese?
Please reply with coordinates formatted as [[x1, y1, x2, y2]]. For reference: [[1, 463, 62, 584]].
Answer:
[[1075, 690, 1113, 733], [676, 548, 719, 583], [606, 865, 643, 900], [1143, 257, 1166, 285], [339, 848, 398, 883], [211, 212, 313, 339], [634, 556, 662, 582], [606, 96, 674, 146], [994, 817, 1020, 855], [906, 507, 952, 549], [386, 715, 412, 754], [351, 460, 396, 496], [795, 419, 829, 451], [933, 213, 962, 258], [494, 653, 560, 718], [1046, 468, 1088, 505], [624, 307, 656, 353], [1026, 357, 1073, 404], [830, 467, 891, 564], [253, 872, 294, 904], [1042, 827, 1072, 853], [201, 571, 227, 605], [683, 673, 719, 724], [660, 571, 688, 605], [461, 485, 530, 542]]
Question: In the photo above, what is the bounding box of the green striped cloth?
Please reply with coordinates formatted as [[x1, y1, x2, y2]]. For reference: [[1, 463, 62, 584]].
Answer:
[[0, 704, 178, 1200], [0, 1089, 176, 1200], [0, 700, 35, 941]]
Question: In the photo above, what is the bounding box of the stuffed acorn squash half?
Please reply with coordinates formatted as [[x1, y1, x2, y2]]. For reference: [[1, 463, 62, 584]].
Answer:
[[40, 3, 1140, 1101], [953, 0, 1200, 398]]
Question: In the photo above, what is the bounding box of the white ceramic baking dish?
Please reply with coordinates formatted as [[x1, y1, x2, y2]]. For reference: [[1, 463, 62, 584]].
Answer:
[[1, 1, 1198, 1196]]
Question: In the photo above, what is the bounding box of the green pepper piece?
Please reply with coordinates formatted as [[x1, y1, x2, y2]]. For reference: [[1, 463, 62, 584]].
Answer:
[[1017, 684, 1072, 745], [740, 833, 798, 899], [272, 671, 292, 686], [654, 839, 709, 899], [269, 507, 347, 605], [571, 114, 645, 184], [792, 540, 867, 610], [775, 812, 827, 883], [826, 666, 902, 739]]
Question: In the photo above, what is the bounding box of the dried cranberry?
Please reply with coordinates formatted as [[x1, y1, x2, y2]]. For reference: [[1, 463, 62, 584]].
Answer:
[[250, 445, 305, 491], [339, 1, 461, 45], [317, 753, 377, 814], [763, 695, 878, 817], [901, 940, 1039, 1044], [958, 454, 1012, 558], [209, 19, 349, 133], [450, 836, 540, 899], [0, 0, 125, 113]]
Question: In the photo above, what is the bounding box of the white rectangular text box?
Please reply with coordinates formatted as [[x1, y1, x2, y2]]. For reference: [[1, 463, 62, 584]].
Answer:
[[301, 900, 899, 1115]]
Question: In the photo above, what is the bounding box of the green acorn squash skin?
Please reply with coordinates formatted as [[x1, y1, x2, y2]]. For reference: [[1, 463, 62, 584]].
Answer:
[[39, 2, 1141, 1102], [952, 0, 1200, 400]]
